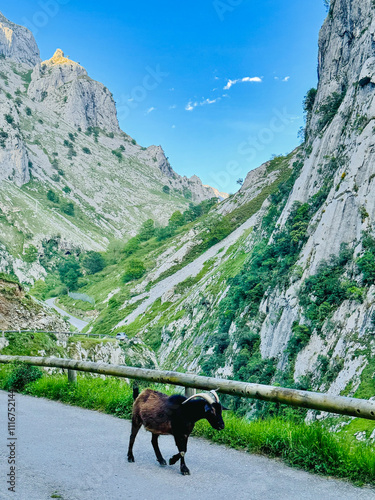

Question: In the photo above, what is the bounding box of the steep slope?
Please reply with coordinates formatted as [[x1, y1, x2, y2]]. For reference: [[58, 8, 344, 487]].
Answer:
[[71, 0, 375, 432], [0, 13, 224, 282], [0, 276, 68, 331]]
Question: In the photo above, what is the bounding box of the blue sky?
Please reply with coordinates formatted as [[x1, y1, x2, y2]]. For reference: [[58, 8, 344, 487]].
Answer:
[[3, 1, 327, 193]]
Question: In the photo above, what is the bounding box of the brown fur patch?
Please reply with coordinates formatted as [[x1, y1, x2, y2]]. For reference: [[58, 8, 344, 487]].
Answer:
[[133, 389, 173, 435]]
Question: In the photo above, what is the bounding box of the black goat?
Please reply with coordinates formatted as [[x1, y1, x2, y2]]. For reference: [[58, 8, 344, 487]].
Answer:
[[127, 388, 226, 475]]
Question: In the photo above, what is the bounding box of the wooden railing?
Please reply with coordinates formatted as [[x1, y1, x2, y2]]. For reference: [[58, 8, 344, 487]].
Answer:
[[0, 355, 374, 421]]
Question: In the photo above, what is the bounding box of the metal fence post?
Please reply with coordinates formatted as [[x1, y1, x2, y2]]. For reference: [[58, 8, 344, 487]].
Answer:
[[68, 369, 77, 384]]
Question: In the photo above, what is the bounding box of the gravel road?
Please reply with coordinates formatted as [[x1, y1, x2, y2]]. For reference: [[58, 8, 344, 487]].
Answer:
[[0, 391, 374, 500], [45, 298, 88, 332]]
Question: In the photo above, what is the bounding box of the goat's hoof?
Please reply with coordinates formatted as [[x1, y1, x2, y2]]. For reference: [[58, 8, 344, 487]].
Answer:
[[181, 466, 190, 476], [128, 456, 135, 463], [158, 459, 167, 466]]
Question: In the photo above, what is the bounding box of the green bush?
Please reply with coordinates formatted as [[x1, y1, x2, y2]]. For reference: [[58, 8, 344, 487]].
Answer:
[[47, 190, 59, 203], [4, 114, 14, 124], [58, 257, 82, 290], [5, 363, 43, 392], [0, 130, 8, 148], [122, 258, 146, 283], [303, 88, 317, 115], [81, 251, 106, 275], [111, 149, 123, 161], [317, 90, 346, 131], [23, 245, 38, 263], [287, 323, 312, 358], [138, 219, 155, 241], [60, 201, 75, 216]]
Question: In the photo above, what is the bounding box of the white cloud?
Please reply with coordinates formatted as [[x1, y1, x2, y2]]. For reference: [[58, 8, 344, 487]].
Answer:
[[282, 76, 290, 82], [169, 104, 177, 109], [224, 76, 262, 90], [185, 97, 221, 111], [185, 101, 196, 111], [145, 107, 156, 114], [172, 124, 176, 129]]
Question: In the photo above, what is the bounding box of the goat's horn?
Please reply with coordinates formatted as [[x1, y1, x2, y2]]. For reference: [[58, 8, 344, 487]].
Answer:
[[182, 392, 215, 405], [210, 390, 220, 403]]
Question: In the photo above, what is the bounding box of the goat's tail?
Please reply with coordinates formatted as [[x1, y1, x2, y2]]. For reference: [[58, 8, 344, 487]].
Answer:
[[133, 386, 139, 401]]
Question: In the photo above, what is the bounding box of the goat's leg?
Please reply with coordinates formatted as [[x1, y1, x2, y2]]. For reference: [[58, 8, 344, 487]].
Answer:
[[170, 435, 190, 475], [127, 419, 141, 463], [151, 434, 167, 466]]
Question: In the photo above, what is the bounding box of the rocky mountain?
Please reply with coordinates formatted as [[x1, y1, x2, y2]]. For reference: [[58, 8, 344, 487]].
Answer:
[[0, 12, 224, 282], [2, 1, 375, 441], [62, 0, 375, 435], [0, 276, 68, 332]]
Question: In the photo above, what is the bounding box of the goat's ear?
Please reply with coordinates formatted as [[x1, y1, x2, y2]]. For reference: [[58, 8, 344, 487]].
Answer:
[[204, 403, 213, 413]]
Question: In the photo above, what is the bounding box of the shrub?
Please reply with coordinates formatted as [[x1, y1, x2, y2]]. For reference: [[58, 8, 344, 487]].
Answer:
[[169, 211, 184, 228], [25, 107, 32, 116], [303, 88, 317, 114], [317, 90, 346, 131], [287, 323, 312, 358], [357, 252, 375, 285], [5, 363, 43, 392], [111, 149, 123, 161], [123, 237, 140, 258], [63, 186, 71, 194], [0, 130, 8, 148], [4, 114, 14, 124], [47, 190, 59, 203], [58, 257, 82, 290], [122, 259, 146, 283], [82, 147, 91, 154], [162, 185, 170, 194], [81, 251, 106, 275], [60, 201, 75, 216], [23, 245, 38, 263], [139, 219, 155, 241]]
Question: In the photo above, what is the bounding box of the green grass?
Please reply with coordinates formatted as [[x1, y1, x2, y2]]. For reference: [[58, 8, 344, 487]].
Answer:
[[193, 415, 375, 486], [1, 371, 375, 487]]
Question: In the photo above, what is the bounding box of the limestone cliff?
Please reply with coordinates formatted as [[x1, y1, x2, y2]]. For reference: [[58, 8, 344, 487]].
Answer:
[[0, 12, 40, 66], [0, 12, 225, 283], [94, 0, 375, 422], [28, 49, 120, 133]]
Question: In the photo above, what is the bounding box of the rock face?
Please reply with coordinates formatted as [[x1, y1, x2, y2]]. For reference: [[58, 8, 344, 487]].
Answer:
[[0, 278, 68, 331], [0, 12, 225, 276], [99, 0, 375, 418], [143, 145, 228, 203], [0, 12, 40, 67], [28, 49, 120, 133]]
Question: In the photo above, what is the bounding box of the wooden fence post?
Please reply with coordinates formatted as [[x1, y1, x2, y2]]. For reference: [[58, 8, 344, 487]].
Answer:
[[68, 369, 77, 384]]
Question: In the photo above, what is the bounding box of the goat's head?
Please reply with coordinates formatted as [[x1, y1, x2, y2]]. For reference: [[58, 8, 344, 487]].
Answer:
[[182, 390, 226, 430]]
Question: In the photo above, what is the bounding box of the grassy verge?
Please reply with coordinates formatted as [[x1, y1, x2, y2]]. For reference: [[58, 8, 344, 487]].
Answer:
[[1, 370, 374, 487]]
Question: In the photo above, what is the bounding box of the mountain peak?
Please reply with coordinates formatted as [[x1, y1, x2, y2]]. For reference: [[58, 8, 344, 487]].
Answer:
[[0, 11, 40, 66], [43, 48, 82, 68]]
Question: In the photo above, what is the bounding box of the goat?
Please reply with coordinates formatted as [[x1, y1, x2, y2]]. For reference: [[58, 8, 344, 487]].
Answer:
[[127, 388, 226, 475]]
